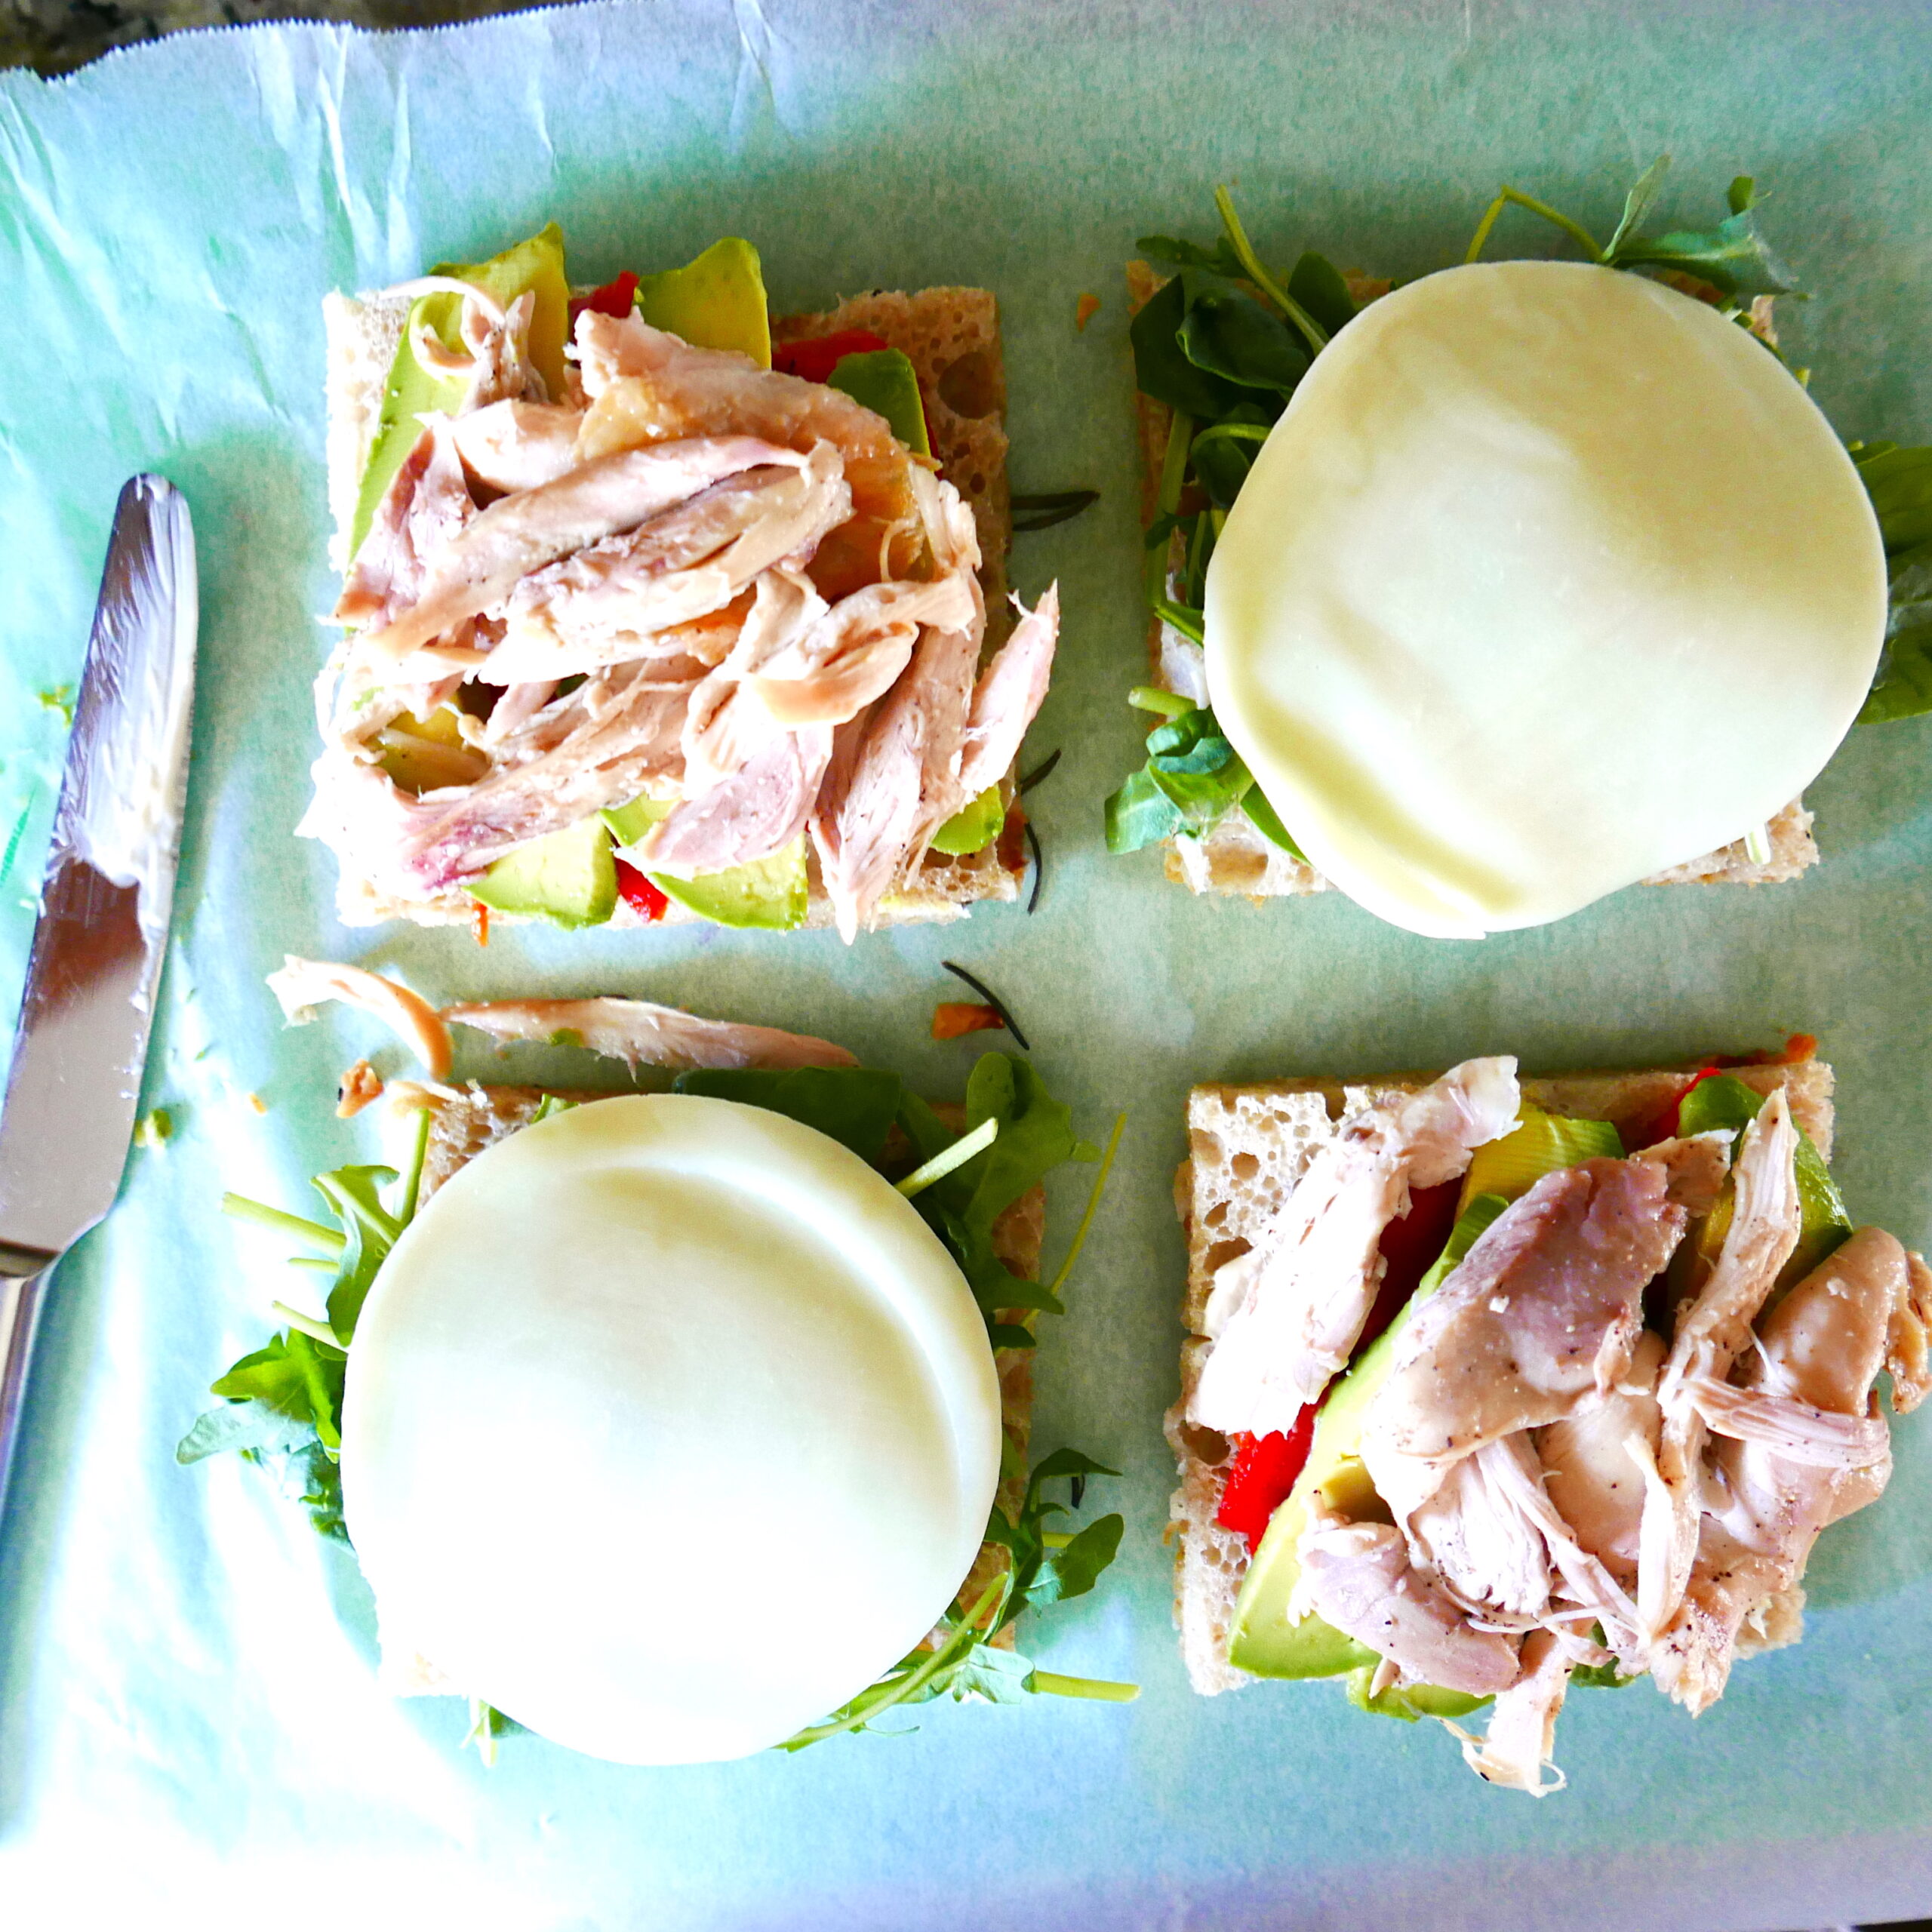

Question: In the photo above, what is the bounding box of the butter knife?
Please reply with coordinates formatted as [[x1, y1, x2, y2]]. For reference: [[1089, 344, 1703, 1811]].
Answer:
[[0, 476, 198, 1524]]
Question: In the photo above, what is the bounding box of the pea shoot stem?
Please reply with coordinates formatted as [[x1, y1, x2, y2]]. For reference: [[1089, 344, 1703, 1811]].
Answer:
[[1214, 184, 1330, 355], [1027, 1671, 1140, 1703], [897, 1116, 999, 1198], [223, 1193, 346, 1254]]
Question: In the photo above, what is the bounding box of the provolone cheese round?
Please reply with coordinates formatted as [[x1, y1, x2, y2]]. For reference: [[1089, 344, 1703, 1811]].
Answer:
[[338, 1094, 1001, 1764], [1205, 260, 1887, 937]]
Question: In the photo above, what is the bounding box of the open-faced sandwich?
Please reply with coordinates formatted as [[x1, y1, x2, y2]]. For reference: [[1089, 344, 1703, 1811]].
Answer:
[[1110, 162, 1932, 936], [180, 961, 1132, 1763], [307, 229, 1059, 940], [1165, 1044, 1930, 1792]]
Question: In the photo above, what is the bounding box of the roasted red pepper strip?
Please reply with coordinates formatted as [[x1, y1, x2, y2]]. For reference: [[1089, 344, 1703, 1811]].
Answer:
[[932, 1001, 1004, 1041], [571, 270, 640, 325], [1212, 1177, 1461, 1554], [1217, 1409, 1318, 1553], [614, 857, 669, 922], [1644, 1064, 1724, 1146], [771, 328, 891, 383]]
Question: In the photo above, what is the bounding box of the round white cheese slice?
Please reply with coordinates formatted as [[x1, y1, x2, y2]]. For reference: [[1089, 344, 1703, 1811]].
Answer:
[[339, 1094, 1001, 1764], [1205, 260, 1887, 937]]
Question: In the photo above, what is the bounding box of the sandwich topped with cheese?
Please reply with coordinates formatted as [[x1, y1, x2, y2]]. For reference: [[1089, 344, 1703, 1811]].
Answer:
[[180, 962, 1132, 1763], [1165, 1044, 1930, 1793], [1110, 162, 1932, 935], [307, 228, 1058, 940]]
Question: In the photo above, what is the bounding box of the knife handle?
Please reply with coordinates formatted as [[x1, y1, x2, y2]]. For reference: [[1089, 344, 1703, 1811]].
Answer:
[[0, 1252, 54, 1527]]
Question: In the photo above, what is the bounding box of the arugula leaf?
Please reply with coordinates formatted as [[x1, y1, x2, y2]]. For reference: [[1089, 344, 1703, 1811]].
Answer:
[[672, 1065, 905, 1164], [174, 1400, 318, 1466], [1854, 444, 1932, 723], [1136, 232, 1246, 277], [1285, 251, 1358, 337], [296, 1438, 350, 1543], [1607, 198, 1796, 297], [1174, 272, 1309, 394], [310, 1164, 401, 1346], [1106, 694, 1305, 858], [1130, 274, 1244, 419], [1601, 153, 1673, 261], [777, 1447, 1134, 1749], [210, 1330, 349, 1451]]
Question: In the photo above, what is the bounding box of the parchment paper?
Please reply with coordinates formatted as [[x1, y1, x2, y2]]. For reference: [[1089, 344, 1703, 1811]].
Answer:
[[3, 3, 1932, 1927]]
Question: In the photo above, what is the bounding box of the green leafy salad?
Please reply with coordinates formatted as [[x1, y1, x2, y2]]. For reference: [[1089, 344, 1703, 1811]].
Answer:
[[180, 1053, 1133, 1758], [1106, 158, 1932, 860]]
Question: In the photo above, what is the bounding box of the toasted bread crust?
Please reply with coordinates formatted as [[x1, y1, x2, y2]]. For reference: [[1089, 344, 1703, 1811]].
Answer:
[[1122, 260, 1820, 900], [381, 1082, 1044, 1694], [322, 278, 1026, 930], [1164, 1057, 1835, 1695]]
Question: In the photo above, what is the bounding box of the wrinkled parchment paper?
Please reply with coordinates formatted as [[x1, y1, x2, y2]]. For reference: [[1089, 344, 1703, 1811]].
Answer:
[[3, 2, 1932, 1925]]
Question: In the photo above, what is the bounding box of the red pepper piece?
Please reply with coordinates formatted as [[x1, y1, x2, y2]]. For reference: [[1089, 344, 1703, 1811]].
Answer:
[[1216, 1408, 1318, 1553], [1355, 1178, 1462, 1357], [571, 271, 639, 325], [614, 857, 669, 921], [771, 328, 891, 383]]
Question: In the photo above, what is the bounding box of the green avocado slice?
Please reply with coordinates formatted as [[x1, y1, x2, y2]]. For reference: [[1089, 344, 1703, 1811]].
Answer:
[[826, 348, 931, 456], [601, 798, 808, 931], [349, 224, 570, 561], [467, 814, 616, 929], [929, 785, 1004, 857], [635, 237, 771, 368]]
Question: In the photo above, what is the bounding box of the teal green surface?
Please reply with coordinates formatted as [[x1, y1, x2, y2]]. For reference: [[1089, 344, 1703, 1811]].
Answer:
[[2, 3, 1932, 1926]]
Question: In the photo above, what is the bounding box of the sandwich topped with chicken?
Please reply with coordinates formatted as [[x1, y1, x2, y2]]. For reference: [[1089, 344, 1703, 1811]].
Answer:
[[1165, 1046, 1930, 1793], [307, 228, 1058, 940]]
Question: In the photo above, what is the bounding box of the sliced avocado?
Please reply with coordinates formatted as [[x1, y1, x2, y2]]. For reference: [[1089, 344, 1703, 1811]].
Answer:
[[1345, 1666, 1491, 1724], [930, 785, 1004, 857], [1460, 1103, 1623, 1211], [350, 225, 570, 560], [1675, 1072, 1851, 1294], [468, 814, 616, 929], [826, 348, 931, 456], [599, 797, 808, 931], [375, 704, 488, 794], [635, 238, 771, 368]]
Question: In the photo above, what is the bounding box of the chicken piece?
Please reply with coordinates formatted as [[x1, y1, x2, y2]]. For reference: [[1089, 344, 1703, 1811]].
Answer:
[[355, 435, 828, 669], [749, 572, 978, 728], [1641, 1093, 1801, 1641], [398, 664, 694, 891], [901, 583, 989, 874], [808, 694, 926, 945], [1651, 1227, 1915, 1710], [335, 1059, 386, 1119], [484, 448, 851, 685], [440, 997, 857, 1072], [636, 726, 833, 877], [1447, 1626, 1571, 1798], [337, 419, 476, 628], [266, 957, 453, 1078], [1289, 1507, 1521, 1697], [953, 585, 1061, 801], [1363, 1152, 1691, 1466], [1537, 1329, 1667, 1589], [1189, 1058, 1521, 1437], [449, 399, 585, 494], [681, 570, 828, 789], [571, 313, 927, 599]]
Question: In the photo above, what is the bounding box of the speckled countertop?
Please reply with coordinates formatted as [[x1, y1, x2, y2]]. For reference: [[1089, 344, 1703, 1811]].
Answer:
[[1, 0, 545, 75]]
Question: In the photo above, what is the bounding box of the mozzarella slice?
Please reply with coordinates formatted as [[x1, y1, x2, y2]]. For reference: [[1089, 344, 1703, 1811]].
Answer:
[[339, 1094, 1001, 1764], [1206, 261, 1887, 937]]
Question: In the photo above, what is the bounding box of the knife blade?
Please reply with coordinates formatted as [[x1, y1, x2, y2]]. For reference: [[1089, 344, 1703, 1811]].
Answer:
[[0, 475, 198, 1522]]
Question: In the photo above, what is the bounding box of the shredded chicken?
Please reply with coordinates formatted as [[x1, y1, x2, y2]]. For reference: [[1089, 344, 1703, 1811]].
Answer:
[[1651, 1227, 1918, 1710], [1291, 1503, 1521, 1696], [638, 726, 833, 877], [266, 957, 454, 1078], [337, 419, 476, 629], [336, 1059, 386, 1119], [449, 399, 585, 494], [440, 997, 857, 1072], [1446, 1627, 1571, 1797], [1641, 1093, 1802, 1643], [1190, 1058, 1521, 1436]]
